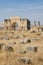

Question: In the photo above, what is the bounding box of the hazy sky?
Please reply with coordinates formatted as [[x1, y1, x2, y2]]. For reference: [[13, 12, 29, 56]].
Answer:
[[0, 0, 43, 24]]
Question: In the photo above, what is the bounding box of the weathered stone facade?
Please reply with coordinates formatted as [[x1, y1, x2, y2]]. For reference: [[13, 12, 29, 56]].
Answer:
[[4, 16, 30, 30]]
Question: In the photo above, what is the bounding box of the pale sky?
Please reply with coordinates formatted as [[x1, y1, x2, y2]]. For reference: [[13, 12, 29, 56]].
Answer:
[[0, 0, 43, 25]]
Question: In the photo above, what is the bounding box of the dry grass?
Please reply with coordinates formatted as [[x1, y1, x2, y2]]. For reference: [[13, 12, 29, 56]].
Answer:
[[0, 29, 43, 65]]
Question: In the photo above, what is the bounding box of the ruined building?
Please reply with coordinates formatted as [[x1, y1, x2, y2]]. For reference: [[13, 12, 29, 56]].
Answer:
[[4, 16, 30, 30]]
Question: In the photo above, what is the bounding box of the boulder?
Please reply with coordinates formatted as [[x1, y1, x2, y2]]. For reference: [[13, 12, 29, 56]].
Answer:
[[13, 35, 19, 39], [3, 36, 9, 40], [24, 38, 31, 43], [19, 39, 24, 44], [4, 46, 14, 52], [17, 50, 26, 53], [18, 58, 31, 64], [26, 46, 38, 52]]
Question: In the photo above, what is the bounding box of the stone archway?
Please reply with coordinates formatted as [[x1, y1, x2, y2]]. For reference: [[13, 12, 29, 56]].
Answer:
[[11, 22, 18, 30]]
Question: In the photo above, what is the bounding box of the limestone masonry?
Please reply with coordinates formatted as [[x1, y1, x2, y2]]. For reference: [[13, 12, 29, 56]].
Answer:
[[4, 16, 30, 30]]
